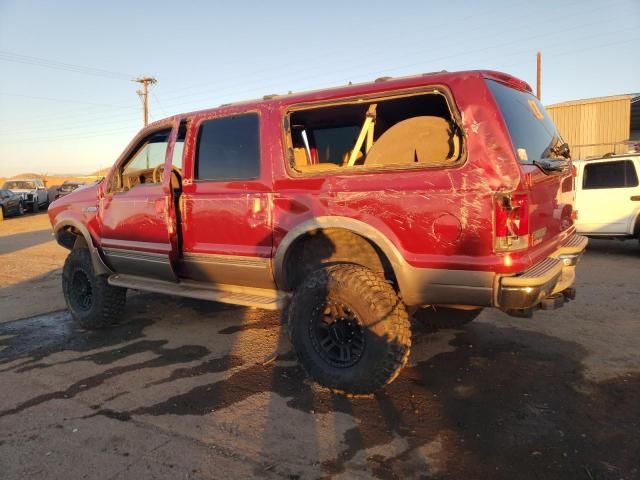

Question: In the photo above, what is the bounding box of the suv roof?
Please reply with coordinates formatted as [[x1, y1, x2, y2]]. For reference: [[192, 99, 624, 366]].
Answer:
[[146, 70, 532, 128], [574, 153, 640, 163]]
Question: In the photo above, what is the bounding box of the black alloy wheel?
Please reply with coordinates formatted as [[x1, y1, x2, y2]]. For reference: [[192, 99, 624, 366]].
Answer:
[[310, 300, 365, 368]]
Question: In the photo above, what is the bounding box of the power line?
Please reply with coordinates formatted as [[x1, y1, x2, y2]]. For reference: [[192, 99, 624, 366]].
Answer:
[[0, 91, 138, 110], [0, 50, 135, 80]]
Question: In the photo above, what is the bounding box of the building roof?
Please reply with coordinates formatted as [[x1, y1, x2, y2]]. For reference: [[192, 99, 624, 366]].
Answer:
[[547, 93, 640, 109]]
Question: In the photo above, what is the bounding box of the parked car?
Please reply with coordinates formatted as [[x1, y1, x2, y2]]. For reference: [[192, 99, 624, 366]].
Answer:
[[0, 189, 25, 220], [48, 70, 587, 393], [574, 153, 640, 240], [1, 178, 49, 212], [55, 181, 86, 200]]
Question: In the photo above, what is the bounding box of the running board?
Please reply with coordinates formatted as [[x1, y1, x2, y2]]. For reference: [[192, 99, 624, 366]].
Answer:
[[108, 274, 289, 310]]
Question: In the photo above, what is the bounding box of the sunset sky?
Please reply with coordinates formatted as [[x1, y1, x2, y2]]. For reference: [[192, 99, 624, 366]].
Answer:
[[0, 0, 638, 177]]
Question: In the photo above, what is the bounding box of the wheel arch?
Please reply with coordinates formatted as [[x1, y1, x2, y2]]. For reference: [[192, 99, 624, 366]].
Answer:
[[274, 217, 410, 293], [54, 219, 112, 275]]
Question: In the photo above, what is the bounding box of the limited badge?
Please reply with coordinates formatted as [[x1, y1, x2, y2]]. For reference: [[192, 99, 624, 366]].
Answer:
[[528, 99, 545, 120]]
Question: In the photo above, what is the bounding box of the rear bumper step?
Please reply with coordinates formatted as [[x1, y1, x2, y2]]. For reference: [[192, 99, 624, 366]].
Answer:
[[497, 234, 587, 311]]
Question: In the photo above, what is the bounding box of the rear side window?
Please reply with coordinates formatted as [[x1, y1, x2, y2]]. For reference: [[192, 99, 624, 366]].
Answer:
[[487, 80, 561, 164], [196, 113, 260, 181], [583, 160, 639, 189]]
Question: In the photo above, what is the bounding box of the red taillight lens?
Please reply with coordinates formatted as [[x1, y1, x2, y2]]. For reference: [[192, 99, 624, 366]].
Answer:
[[495, 193, 529, 251]]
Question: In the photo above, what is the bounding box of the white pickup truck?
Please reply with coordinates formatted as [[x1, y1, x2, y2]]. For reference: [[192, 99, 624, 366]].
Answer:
[[574, 153, 640, 240]]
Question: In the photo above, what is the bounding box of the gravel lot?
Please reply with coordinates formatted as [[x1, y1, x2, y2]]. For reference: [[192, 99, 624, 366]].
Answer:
[[0, 212, 638, 479]]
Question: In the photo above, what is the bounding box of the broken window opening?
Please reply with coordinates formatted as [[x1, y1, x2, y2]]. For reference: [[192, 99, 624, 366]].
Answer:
[[287, 92, 463, 174]]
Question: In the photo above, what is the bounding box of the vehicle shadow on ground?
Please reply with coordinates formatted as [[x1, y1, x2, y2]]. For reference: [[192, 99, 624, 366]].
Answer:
[[0, 228, 53, 255], [0, 294, 638, 479]]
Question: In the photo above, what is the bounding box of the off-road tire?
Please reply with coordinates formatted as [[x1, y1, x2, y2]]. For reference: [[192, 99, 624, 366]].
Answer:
[[18, 201, 25, 215], [414, 306, 483, 330], [0, 206, 4, 222], [62, 248, 126, 329], [289, 264, 411, 394], [32, 200, 39, 213]]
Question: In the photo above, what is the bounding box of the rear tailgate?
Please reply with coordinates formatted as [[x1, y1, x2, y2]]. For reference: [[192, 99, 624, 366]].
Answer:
[[487, 80, 575, 262]]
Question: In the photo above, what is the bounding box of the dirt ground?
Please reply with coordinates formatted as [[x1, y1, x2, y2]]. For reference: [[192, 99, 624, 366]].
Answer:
[[0, 212, 638, 479]]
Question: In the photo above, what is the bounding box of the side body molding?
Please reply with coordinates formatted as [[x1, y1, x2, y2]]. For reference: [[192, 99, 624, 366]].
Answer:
[[54, 219, 113, 276]]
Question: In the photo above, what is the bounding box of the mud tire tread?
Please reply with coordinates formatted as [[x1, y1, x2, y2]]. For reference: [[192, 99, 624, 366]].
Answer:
[[289, 264, 411, 394], [62, 248, 126, 329]]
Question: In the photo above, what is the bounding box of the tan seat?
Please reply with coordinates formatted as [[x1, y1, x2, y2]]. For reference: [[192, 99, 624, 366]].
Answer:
[[363, 116, 459, 167], [295, 163, 342, 173], [293, 147, 310, 168]]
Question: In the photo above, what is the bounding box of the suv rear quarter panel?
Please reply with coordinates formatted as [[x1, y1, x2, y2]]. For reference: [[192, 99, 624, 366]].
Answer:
[[270, 73, 525, 279]]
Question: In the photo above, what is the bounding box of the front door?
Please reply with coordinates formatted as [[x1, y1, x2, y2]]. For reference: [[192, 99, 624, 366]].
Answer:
[[576, 158, 640, 234], [99, 122, 182, 281], [179, 110, 274, 289]]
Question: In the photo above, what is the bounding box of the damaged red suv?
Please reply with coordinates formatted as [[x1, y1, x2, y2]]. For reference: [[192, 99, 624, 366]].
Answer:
[[49, 70, 586, 393]]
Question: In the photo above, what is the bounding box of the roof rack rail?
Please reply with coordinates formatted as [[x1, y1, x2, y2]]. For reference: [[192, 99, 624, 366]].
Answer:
[[374, 76, 392, 83], [263, 94, 279, 100]]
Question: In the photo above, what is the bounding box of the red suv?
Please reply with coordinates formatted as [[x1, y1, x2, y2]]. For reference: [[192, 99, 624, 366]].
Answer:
[[49, 70, 586, 394]]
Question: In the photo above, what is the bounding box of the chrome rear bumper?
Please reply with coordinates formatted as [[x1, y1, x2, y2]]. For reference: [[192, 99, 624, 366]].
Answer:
[[497, 235, 588, 310]]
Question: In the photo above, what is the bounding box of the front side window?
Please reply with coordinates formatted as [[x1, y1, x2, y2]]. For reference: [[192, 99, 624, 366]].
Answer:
[[195, 113, 260, 181], [583, 160, 639, 189], [108, 128, 172, 192], [123, 130, 171, 175]]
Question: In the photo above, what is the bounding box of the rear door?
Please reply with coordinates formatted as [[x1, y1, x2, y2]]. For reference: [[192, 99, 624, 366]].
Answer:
[[487, 80, 574, 254], [576, 158, 640, 234], [179, 110, 274, 288]]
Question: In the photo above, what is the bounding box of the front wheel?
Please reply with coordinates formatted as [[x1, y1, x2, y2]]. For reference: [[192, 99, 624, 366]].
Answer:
[[289, 264, 411, 394], [62, 248, 126, 329], [18, 201, 25, 215], [32, 200, 39, 213]]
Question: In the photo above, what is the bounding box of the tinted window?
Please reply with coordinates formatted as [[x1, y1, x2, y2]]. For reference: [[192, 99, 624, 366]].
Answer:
[[583, 160, 639, 189], [487, 80, 561, 164], [196, 114, 260, 181]]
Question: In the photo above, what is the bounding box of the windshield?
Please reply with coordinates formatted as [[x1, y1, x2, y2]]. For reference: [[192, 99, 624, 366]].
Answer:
[[2, 181, 36, 190], [487, 80, 562, 164]]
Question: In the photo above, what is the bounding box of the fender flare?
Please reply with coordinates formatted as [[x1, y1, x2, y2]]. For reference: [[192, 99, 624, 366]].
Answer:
[[273, 216, 411, 294], [53, 219, 112, 276]]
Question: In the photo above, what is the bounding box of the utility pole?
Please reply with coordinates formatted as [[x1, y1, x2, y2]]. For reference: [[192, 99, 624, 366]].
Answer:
[[133, 76, 157, 127], [536, 51, 542, 100]]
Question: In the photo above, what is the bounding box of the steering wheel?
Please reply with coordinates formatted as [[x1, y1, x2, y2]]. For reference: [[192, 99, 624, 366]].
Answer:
[[152, 164, 182, 184]]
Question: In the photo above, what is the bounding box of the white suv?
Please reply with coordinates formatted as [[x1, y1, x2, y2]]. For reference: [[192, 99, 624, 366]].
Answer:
[[0, 178, 49, 212], [574, 153, 640, 240]]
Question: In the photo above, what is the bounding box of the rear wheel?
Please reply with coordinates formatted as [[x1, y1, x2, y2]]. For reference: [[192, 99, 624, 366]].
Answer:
[[62, 248, 126, 329], [289, 264, 411, 394]]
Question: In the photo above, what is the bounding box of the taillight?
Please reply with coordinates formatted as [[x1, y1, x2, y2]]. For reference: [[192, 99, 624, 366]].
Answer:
[[495, 193, 529, 251]]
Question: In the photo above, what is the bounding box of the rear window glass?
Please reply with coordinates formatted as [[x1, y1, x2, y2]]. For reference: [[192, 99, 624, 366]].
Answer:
[[196, 114, 260, 181], [583, 160, 639, 189], [487, 80, 561, 164]]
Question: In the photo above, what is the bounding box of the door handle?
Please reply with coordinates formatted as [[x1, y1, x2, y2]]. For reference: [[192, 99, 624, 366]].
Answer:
[[631, 196, 640, 201]]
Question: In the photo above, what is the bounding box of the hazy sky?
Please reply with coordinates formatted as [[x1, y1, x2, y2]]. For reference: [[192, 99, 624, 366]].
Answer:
[[0, 0, 638, 177]]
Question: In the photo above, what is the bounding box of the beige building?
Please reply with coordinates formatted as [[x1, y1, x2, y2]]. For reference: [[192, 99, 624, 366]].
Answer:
[[546, 94, 640, 159]]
